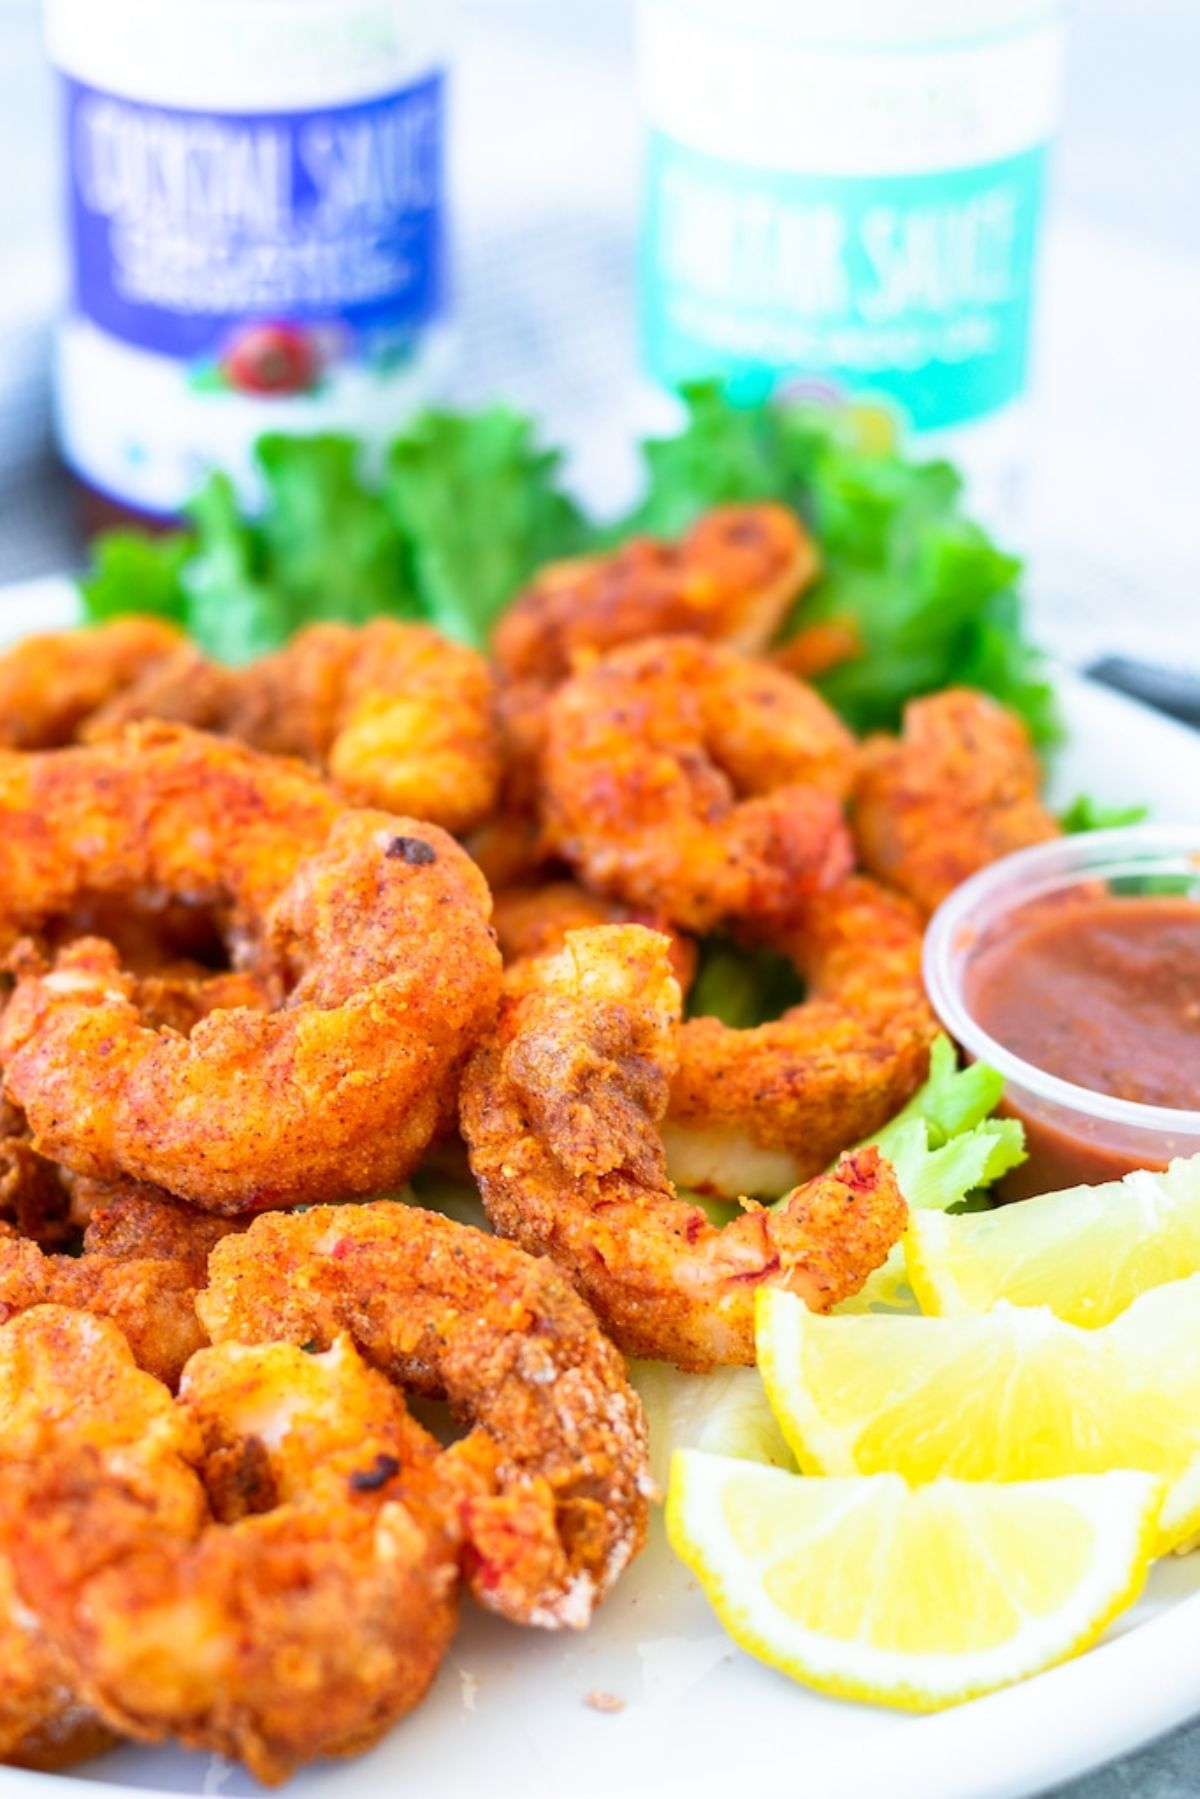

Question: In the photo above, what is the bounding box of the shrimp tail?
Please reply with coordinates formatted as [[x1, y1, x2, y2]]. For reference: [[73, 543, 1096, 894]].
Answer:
[[770, 1146, 908, 1312]]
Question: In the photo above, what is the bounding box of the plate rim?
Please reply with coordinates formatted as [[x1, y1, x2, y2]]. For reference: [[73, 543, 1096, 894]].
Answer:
[[4, 1586, 1200, 1799]]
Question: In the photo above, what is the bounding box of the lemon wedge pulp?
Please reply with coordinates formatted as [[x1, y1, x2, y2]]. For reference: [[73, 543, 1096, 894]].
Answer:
[[667, 1452, 1162, 1711], [756, 1276, 1200, 1549], [907, 1154, 1200, 1326]]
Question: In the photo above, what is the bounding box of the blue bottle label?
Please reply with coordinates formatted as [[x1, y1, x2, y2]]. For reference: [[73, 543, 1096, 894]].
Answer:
[[641, 133, 1048, 432], [56, 67, 450, 511], [66, 72, 444, 373]]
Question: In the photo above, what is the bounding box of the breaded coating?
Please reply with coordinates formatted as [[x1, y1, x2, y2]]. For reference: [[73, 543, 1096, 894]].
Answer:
[[0, 724, 340, 959], [0, 1186, 245, 1387], [0, 1556, 117, 1772], [541, 638, 855, 933], [123, 965, 271, 1037], [0, 1306, 191, 1768], [85, 620, 502, 834], [853, 688, 1059, 915], [493, 878, 698, 996], [491, 506, 820, 819], [665, 878, 937, 1198], [0, 730, 501, 1211], [81, 1184, 244, 1274], [493, 504, 818, 689], [0, 1228, 205, 1389], [0, 618, 184, 751], [0, 964, 264, 1243], [464, 804, 560, 892], [198, 1202, 652, 1629], [0, 1098, 72, 1246], [460, 925, 908, 1369], [0, 1314, 461, 1785]]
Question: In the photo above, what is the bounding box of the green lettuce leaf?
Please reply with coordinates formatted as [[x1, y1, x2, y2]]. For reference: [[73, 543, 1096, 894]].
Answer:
[[874, 1033, 1004, 1151], [181, 473, 293, 665], [880, 1115, 1026, 1216], [618, 381, 793, 538], [78, 530, 192, 627], [77, 409, 584, 662], [255, 434, 416, 627], [836, 1034, 1026, 1314], [1058, 794, 1150, 834], [621, 382, 1058, 743], [864, 1035, 1026, 1216], [685, 938, 805, 1031], [385, 406, 587, 646], [74, 384, 1056, 744]]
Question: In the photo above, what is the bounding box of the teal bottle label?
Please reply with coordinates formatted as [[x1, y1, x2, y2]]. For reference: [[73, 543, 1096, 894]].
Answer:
[[641, 134, 1048, 431]]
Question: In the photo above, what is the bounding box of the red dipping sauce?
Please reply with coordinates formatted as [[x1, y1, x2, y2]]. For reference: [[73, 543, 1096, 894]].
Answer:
[[923, 830, 1200, 1200], [966, 895, 1200, 1195]]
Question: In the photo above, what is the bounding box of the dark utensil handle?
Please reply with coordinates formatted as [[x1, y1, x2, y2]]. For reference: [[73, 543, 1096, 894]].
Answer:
[[1086, 657, 1200, 732]]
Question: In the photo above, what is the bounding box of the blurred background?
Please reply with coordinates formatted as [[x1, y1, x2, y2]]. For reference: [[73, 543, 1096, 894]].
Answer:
[[0, 0, 1197, 675]]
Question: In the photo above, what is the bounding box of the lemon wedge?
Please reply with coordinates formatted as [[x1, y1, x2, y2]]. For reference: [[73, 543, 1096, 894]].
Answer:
[[757, 1276, 1200, 1549], [666, 1452, 1161, 1710], [907, 1155, 1200, 1327]]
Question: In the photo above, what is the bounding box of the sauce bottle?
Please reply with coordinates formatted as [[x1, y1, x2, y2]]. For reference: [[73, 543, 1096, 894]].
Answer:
[[637, 0, 1068, 531], [45, 0, 453, 531]]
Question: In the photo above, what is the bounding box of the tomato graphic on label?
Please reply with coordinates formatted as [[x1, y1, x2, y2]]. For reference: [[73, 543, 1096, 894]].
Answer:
[[221, 323, 320, 396]]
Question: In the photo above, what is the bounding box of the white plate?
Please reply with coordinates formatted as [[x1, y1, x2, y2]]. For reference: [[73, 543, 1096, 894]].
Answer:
[[1, 578, 1199, 1799]]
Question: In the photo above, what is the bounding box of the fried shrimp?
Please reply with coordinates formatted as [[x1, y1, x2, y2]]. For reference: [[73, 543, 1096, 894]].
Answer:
[[493, 879, 698, 995], [664, 879, 937, 1200], [464, 804, 559, 891], [489, 511, 818, 865], [0, 1186, 244, 1386], [491, 508, 821, 820], [80, 1183, 242, 1270], [0, 1309, 461, 1784], [540, 637, 856, 933], [0, 618, 184, 751], [853, 687, 1059, 915], [0, 1306, 190, 1770], [197, 1202, 652, 1628], [493, 504, 818, 690], [85, 619, 502, 834], [0, 1223, 206, 1388], [0, 1555, 115, 1772], [0, 724, 340, 957], [460, 925, 908, 1370], [0, 728, 501, 1211], [0, 1098, 72, 1245]]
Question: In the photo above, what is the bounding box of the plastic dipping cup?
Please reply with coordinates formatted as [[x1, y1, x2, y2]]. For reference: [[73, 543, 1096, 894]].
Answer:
[[923, 827, 1200, 1200], [636, 0, 1069, 527]]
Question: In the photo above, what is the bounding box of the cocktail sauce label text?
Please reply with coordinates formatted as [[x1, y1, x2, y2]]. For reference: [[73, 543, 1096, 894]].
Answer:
[[67, 78, 443, 360], [48, 0, 451, 515]]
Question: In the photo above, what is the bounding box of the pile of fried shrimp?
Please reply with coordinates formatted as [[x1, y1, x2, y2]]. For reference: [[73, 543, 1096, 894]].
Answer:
[[0, 505, 1060, 1782]]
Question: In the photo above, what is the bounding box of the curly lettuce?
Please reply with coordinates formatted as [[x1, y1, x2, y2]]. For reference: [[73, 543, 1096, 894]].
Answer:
[[77, 387, 1055, 740]]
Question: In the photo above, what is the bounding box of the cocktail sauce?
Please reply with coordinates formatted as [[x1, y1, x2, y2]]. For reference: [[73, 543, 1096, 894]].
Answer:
[[964, 893, 1200, 1195]]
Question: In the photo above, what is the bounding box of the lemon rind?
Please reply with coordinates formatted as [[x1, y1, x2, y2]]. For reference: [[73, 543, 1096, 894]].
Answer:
[[756, 1283, 1200, 1558], [905, 1160, 1200, 1329], [667, 1453, 1163, 1712]]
